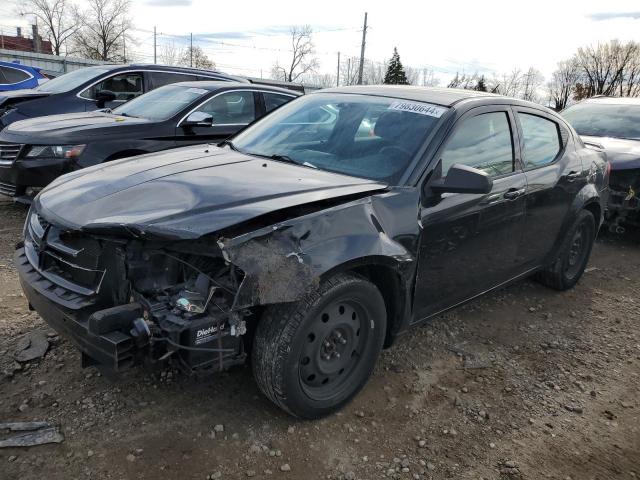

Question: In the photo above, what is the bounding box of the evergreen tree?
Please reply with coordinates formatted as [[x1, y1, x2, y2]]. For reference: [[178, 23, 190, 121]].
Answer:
[[474, 75, 488, 92], [384, 47, 409, 85]]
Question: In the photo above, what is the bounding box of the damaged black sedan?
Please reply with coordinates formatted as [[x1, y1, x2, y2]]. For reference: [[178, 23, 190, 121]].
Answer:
[[16, 86, 608, 418], [562, 96, 640, 232]]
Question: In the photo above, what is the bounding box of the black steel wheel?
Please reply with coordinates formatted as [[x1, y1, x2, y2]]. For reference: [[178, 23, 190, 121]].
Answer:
[[536, 209, 596, 290], [252, 273, 387, 419]]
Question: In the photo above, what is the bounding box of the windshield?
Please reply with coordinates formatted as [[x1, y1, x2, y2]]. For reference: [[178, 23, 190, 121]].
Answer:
[[232, 93, 447, 183], [112, 84, 209, 121], [562, 102, 640, 140], [35, 67, 111, 93]]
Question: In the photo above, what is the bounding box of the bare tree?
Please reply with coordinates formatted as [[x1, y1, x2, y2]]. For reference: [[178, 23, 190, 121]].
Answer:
[[362, 59, 387, 85], [419, 68, 440, 87], [180, 45, 215, 69], [303, 72, 336, 88], [521, 67, 544, 102], [17, 0, 79, 55], [338, 56, 360, 85], [489, 69, 523, 97], [272, 25, 319, 83], [71, 0, 133, 62], [547, 59, 580, 110], [158, 42, 183, 66], [575, 40, 639, 97]]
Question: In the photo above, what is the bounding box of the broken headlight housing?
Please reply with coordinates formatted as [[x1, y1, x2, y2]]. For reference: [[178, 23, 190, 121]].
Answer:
[[26, 144, 86, 159]]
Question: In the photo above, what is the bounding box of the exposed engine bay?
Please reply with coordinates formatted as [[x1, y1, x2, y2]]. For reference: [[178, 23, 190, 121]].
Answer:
[[18, 210, 252, 375], [606, 169, 640, 233]]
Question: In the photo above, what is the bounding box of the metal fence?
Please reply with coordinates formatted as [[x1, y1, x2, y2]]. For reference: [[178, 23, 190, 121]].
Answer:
[[0, 49, 109, 76]]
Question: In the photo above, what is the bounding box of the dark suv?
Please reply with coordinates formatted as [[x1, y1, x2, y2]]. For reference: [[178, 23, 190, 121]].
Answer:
[[16, 86, 608, 419], [0, 64, 246, 130]]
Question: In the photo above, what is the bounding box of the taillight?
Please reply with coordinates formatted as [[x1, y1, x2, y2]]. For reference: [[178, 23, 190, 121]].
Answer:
[[606, 161, 612, 178]]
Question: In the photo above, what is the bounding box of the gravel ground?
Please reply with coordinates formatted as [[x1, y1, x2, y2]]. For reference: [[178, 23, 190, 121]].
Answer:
[[0, 198, 638, 480]]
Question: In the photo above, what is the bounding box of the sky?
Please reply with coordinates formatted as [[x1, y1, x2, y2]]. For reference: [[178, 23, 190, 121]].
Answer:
[[1, 0, 640, 84]]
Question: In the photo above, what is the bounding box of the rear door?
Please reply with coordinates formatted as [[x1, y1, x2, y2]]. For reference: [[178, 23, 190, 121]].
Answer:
[[261, 91, 297, 114], [512, 107, 585, 267], [413, 106, 528, 320], [146, 72, 198, 90], [174, 90, 260, 145]]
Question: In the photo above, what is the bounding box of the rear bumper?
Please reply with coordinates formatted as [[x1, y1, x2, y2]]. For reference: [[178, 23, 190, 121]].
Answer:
[[15, 246, 137, 371]]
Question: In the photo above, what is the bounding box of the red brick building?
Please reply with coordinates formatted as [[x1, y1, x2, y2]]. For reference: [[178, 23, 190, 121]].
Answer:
[[0, 26, 53, 54]]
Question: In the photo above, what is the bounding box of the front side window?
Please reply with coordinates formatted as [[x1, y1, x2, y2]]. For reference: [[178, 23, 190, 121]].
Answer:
[[195, 91, 256, 124], [232, 93, 447, 183], [80, 72, 144, 101], [113, 84, 209, 121], [562, 102, 640, 140], [440, 112, 514, 177], [519, 113, 561, 170], [0, 66, 31, 84]]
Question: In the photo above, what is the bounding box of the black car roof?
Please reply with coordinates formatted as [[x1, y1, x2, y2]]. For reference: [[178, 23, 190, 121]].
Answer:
[[170, 81, 301, 96], [95, 63, 244, 80], [315, 85, 499, 107]]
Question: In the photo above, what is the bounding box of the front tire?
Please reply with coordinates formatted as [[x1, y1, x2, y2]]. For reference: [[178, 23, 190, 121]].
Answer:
[[252, 273, 387, 419], [536, 210, 596, 290]]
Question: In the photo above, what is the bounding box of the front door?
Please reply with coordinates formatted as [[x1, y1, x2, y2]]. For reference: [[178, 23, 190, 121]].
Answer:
[[413, 107, 527, 321], [174, 90, 259, 146]]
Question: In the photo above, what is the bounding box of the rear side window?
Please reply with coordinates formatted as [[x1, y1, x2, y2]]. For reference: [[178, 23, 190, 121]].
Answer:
[[148, 72, 198, 89], [263, 92, 294, 113], [1, 66, 31, 84], [519, 113, 561, 170], [440, 112, 514, 177]]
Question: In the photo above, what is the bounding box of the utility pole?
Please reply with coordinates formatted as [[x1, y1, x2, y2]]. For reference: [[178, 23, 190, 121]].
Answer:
[[347, 58, 351, 85], [190, 33, 193, 67], [123, 35, 126, 63], [357, 12, 368, 85], [336, 52, 340, 87], [153, 26, 157, 63]]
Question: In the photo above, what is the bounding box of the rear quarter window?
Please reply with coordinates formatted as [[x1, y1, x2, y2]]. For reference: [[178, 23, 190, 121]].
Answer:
[[0, 66, 31, 84]]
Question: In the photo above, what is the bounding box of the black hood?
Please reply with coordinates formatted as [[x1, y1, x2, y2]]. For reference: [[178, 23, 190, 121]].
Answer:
[[581, 135, 640, 170], [36, 145, 387, 239], [3, 111, 153, 143], [0, 88, 51, 107]]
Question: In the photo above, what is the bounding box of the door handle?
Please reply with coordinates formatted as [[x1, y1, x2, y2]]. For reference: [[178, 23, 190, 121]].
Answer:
[[503, 188, 525, 200], [566, 171, 581, 182]]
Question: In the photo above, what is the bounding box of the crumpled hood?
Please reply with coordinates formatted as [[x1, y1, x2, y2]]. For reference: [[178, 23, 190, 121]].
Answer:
[[4, 111, 152, 140], [36, 145, 387, 239], [581, 135, 640, 170]]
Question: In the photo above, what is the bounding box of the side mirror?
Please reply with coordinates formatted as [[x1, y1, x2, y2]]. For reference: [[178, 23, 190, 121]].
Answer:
[[181, 111, 214, 128], [429, 163, 493, 195], [95, 90, 116, 108]]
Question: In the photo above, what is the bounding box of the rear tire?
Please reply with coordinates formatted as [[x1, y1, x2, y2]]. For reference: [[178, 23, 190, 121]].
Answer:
[[252, 273, 387, 419], [536, 210, 596, 291]]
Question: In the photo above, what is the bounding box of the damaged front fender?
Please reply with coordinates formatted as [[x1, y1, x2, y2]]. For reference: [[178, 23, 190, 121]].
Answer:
[[219, 189, 421, 309]]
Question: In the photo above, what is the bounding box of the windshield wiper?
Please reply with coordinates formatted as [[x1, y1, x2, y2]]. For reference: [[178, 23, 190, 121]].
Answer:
[[218, 139, 239, 151]]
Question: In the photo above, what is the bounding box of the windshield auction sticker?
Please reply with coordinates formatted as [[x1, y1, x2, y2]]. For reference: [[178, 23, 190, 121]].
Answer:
[[186, 88, 208, 95], [388, 101, 446, 118]]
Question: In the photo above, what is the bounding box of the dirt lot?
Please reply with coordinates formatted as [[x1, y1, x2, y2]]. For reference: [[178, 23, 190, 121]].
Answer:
[[0, 197, 638, 480]]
